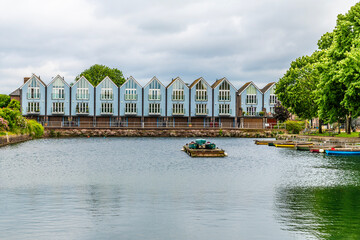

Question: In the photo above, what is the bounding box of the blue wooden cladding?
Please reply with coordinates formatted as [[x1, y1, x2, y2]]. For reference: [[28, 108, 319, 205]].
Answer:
[[18, 74, 277, 124]]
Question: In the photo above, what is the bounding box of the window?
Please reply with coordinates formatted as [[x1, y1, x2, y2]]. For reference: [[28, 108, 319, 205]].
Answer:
[[101, 103, 113, 114], [52, 78, 65, 99], [172, 103, 184, 115], [101, 78, 113, 100], [219, 104, 231, 115], [27, 78, 40, 99], [269, 87, 277, 104], [125, 103, 137, 114], [149, 103, 161, 114], [270, 106, 275, 114], [196, 103, 208, 115], [76, 102, 89, 114], [219, 81, 230, 101], [195, 81, 207, 101], [27, 102, 40, 113], [172, 80, 184, 101], [246, 85, 257, 104], [52, 102, 64, 114], [76, 78, 89, 100], [124, 79, 138, 100], [246, 107, 256, 116], [148, 80, 161, 100]]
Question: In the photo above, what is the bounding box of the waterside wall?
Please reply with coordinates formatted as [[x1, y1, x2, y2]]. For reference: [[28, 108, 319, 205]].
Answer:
[[0, 134, 32, 147]]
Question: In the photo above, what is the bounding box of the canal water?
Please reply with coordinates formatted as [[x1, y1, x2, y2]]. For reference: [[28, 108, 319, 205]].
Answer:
[[0, 138, 360, 239]]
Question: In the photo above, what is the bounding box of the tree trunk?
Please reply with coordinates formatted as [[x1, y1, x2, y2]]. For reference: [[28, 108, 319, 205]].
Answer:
[[338, 120, 341, 134], [319, 119, 323, 134], [346, 114, 352, 134]]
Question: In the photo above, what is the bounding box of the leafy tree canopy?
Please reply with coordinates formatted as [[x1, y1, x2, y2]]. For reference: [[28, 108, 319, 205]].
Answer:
[[7, 100, 20, 111], [273, 102, 291, 122], [0, 94, 10, 108], [75, 64, 126, 87]]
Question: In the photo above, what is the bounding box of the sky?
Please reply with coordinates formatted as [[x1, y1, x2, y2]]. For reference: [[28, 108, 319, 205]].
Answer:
[[0, 0, 358, 94]]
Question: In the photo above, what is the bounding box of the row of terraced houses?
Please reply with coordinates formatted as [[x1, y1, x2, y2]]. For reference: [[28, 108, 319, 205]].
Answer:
[[9, 74, 278, 128]]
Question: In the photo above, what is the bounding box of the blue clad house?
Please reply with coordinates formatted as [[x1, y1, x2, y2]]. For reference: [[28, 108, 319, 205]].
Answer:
[[143, 77, 166, 126], [71, 76, 95, 126], [95, 76, 119, 126], [119, 76, 142, 126], [166, 77, 190, 127], [261, 82, 277, 117], [47, 75, 70, 125], [189, 77, 212, 126], [212, 77, 237, 127], [20, 74, 46, 120]]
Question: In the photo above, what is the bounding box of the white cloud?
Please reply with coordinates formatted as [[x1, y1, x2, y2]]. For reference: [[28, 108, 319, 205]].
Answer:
[[0, 0, 358, 93]]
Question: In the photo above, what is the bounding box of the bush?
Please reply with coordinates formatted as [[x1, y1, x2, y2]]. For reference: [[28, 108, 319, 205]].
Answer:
[[285, 120, 305, 134], [7, 100, 20, 111], [0, 117, 9, 131], [0, 94, 10, 108], [27, 120, 44, 138]]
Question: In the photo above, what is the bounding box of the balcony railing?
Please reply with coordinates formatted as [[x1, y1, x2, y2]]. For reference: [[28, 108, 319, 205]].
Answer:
[[172, 109, 185, 115], [195, 95, 208, 102], [101, 94, 113, 100], [27, 93, 40, 99], [245, 99, 257, 105], [242, 112, 264, 117], [76, 93, 89, 100], [219, 109, 232, 116], [149, 108, 162, 115], [195, 109, 209, 116], [76, 108, 89, 115], [148, 95, 161, 101], [125, 94, 137, 101], [52, 93, 65, 100], [26, 108, 40, 114], [125, 108, 138, 115], [101, 109, 114, 115], [218, 95, 231, 101], [172, 95, 184, 101], [51, 107, 65, 114]]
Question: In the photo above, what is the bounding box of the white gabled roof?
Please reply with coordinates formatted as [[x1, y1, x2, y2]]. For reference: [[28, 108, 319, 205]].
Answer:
[[144, 76, 165, 89], [47, 74, 70, 88], [120, 76, 142, 89], [96, 76, 117, 89], [73, 76, 94, 88], [20, 73, 46, 89], [238, 81, 262, 95]]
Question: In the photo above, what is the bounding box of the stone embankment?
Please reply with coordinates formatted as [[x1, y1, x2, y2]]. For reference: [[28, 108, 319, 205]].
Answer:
[[44, 128, 281, 138], [277, 134, 360, 144], [0, 134, 32, 147]]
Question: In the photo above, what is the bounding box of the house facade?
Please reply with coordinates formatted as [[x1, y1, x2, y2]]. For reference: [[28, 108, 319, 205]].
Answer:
[[190, 77, 213, 127], [19, 74, 46, 120], [143, 77, 166, 127], [119, 76, 142, 126], [47, 75, 70, 126]]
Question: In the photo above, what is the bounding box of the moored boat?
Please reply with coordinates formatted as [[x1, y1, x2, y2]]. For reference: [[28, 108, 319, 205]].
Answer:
[[274, 142, 296, 148], [183, 139, 226, 157], [254, 140, 275, 145], [326, 148, 360, 156]]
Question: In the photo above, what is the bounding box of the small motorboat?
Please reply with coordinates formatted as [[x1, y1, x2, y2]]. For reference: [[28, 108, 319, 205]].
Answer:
[[254, 140, 275, 145], [183, 139, 226, 157], [326, 148, 360, 156]]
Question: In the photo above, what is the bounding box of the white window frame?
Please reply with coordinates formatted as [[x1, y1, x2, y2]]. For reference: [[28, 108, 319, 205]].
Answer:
[[246, 94, 257, 104], [270, 94, 277, 105], [149, 103, 161, 114], [125, 89, 137, 101], [76, 102, 89, 114], [101, 88, 113, 100], [52, 87, 65, 100], [219, 104, 231, 115], [172, 103, 185, 115], [125, 103, 137, 114], [52, 102, 64, 114], [246, 107, 256, 116], [28, 79, 40, 99], [27, 102, 40, 113], [196, 103, 208, 115], [270, 106, 275, 114], [76, 88, 89, 100], [149, 89, 161, 101], [101, 102, 113, 114]]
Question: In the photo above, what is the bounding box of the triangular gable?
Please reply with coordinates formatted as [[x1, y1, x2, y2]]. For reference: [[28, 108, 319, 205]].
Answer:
[[144, 76, 165, 89], [238, 81, 262, 95], [189, 77, 210, 89], [212, 77, 237, 91], [166, 77, 189, 89], [48, 74, 70, 88], [96, 76, 117, 89], [261, 82, 276, 94], [120, 76, 142, 89], [20, 73, 46, 89], [73, 76, 94, 88]]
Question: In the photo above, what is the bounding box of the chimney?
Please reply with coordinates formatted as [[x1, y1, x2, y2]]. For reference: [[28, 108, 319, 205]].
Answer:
[[24, 77, 30, 83]]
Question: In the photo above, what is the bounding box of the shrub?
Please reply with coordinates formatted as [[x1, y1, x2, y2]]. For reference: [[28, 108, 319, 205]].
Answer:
[[7, 100, 20, 111], [285, 120, 305, 134], [0, 117, 9, 131], [0, 94, 10, 108], [27, 120, 44, 138]]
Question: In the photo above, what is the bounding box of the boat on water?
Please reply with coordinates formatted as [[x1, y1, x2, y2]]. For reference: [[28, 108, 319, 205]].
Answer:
[[326, 148, 360, 156], [254, 140, 275, 145], [274, 141, 296, 148], [182, 139, 227, 157]]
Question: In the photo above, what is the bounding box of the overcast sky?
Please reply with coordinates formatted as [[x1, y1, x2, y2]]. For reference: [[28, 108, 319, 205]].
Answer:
[[0, 0, 358, 94]]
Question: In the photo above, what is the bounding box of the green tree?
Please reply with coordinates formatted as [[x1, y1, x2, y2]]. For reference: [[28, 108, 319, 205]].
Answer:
[[273, 102, 290, 122], [75, 64, 126, 86], [0, 94, 10, 108], [7, 99, 20, 111]]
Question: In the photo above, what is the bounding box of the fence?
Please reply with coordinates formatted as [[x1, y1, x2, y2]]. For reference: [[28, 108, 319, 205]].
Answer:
[[41, 121, 285, 129]]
